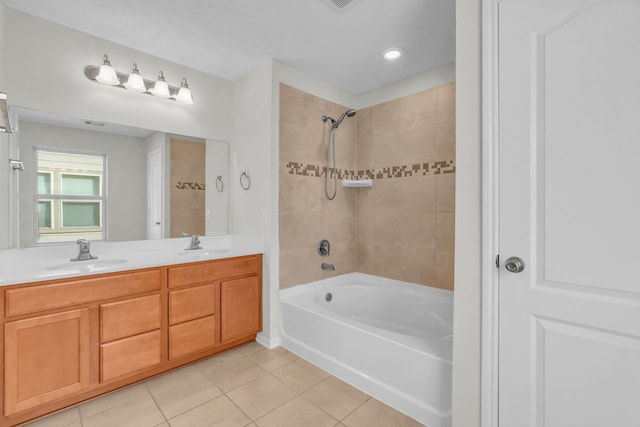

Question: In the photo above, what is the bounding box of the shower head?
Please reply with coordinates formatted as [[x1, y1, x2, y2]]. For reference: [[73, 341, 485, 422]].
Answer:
[[323, 109, 356, 129]]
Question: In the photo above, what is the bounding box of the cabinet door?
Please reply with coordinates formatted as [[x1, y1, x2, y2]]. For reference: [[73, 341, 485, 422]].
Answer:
[[4, 309, 91, 415], [220, 276, 261, 343]]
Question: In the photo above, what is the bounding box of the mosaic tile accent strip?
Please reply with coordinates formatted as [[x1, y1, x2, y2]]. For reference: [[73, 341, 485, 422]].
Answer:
[[284, 160, 455, 179], [175, 181, 206, 190]]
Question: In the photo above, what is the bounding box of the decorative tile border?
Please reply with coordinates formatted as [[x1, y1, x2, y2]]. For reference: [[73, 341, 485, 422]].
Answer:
[[284, 160, 455, 179], [175, 181, 206, 190]]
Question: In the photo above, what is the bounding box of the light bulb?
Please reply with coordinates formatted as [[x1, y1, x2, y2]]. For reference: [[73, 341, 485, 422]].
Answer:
[[95, 54, 120, 85], [174, 78, 193, 104], [149, 71, 170, 98], [382, 47, 404, 61], [124, 63, 146, 92]]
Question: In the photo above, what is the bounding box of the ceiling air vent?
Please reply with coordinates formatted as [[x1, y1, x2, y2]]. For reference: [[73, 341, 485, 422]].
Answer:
[[321, 0, 362, 13]]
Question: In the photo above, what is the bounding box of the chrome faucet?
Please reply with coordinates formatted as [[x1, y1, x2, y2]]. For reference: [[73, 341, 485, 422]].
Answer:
[[186, 234, 202, 250], [71, 239, 97, 261], [321, 262, 335, 271]]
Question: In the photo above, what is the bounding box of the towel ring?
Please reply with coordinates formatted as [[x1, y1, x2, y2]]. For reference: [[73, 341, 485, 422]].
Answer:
[[215, 175, 224, 193], [240, 171, 251, 190]]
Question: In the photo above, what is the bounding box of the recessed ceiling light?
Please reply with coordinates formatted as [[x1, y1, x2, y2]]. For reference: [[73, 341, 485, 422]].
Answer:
[[382, 47, 404, 61]]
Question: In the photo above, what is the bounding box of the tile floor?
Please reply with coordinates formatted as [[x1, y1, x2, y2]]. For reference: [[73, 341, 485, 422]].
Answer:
[[21, 342, 425, 427]]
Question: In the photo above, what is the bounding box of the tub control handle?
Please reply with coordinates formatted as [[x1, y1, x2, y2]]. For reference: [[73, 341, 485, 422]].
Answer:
[[317, 239, 330, 256], [504, 256, 525, 273]]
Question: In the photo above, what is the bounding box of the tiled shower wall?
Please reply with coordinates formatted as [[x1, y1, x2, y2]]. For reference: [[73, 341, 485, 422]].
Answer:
[[355, 84, 455, 290], [279, 83, 455, 291], [279, 84, 357, 289], [170, 138, 206, 238]]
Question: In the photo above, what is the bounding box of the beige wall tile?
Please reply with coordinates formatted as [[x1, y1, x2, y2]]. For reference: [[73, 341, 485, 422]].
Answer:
[[373, 98, 403, 136], [400, 212, 437, 249], [436, 213, 456, 252], [436, 174, 456, 213], [280, 84, 310, 127], [279, 248, 315, 289], [401, 247, 437, 286], [435, 250, 455, 291], [402, 87, 438, 130], [436, 121, 456, 160], [403, 175, 437, 213], [356, 106, 374, 140], [436, 82, 456, 123], [372, 131, 404, 169], [279, 171, 323, 214], [400, 125, 438, 165]]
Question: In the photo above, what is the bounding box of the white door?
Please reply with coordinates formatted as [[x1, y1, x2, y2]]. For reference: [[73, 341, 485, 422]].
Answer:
[[498, 1, 640, 426], [147, 148, 163, 240]]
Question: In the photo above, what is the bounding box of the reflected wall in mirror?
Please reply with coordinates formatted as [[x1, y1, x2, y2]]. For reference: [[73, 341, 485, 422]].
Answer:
[[10, 108, 229, 248]]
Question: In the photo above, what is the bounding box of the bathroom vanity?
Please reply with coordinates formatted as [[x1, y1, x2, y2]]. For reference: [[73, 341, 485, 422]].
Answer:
[[0, 235, 263, 426]]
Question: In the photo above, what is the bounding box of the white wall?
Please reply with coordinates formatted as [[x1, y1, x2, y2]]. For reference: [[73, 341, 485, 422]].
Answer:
[[17, 121, 148, 246], [0, 0, 9, 248], [205, 140, 229, 235], [230, 59, 275, 345], [451, 0, 482, 426]]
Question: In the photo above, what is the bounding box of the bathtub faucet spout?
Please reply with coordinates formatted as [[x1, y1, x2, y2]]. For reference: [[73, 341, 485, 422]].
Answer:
[[321, 262, 335, 271]]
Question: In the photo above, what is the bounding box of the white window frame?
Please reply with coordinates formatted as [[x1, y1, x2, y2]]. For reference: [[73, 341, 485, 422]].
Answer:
[[34, 148, 108, 245]]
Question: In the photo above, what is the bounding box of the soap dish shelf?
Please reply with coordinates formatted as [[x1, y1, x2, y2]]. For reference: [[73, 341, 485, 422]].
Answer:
[[342, 179, 373, 188]]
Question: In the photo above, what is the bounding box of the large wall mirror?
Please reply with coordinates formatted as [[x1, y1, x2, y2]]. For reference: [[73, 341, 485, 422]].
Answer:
[[9, 107, 229, 248]]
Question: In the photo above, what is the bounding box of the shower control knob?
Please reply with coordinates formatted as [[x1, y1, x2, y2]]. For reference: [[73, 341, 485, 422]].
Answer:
[[504, 256, 526, 273]]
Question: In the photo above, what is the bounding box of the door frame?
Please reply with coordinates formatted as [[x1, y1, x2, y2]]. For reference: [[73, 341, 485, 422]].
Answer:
[[481, 0, 500, 426]]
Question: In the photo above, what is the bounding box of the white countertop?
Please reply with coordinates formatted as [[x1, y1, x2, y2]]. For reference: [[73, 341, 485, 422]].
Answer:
[[0, 235, 264, 286]]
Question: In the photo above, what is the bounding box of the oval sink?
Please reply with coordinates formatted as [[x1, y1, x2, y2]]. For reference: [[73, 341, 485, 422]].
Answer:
[[46, 258, 128, 272]]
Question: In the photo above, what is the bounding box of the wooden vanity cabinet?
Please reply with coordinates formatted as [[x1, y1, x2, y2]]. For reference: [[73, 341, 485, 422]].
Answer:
[[1, 254, 262, 427], [167, 254, 262, 360]]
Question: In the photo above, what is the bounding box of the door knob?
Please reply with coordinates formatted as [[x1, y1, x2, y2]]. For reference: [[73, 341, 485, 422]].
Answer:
[[505, 256, 525, 273]]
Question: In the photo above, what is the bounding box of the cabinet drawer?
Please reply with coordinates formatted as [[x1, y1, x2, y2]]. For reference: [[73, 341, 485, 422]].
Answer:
[[5, 269, 162, 317], [100, 330, 161, 382], [168, 256, 259, 288], [169, 284, 215, 325], [169, 315, 216, 360], [100, 294, 161, 343]]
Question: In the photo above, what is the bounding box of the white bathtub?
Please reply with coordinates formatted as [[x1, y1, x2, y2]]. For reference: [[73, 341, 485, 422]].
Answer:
[[280, 273, 453, 427]]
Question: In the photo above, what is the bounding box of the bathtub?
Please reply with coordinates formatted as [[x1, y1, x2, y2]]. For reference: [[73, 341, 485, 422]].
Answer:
[[280, 272, 452, 427]]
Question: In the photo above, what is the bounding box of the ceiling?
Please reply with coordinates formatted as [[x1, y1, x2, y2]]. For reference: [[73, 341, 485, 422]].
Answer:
[[4, 0, 455, 95]]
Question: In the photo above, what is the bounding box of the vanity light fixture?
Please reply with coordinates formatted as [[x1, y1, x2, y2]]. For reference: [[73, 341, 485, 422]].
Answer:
[[84, 54, 194, 104]]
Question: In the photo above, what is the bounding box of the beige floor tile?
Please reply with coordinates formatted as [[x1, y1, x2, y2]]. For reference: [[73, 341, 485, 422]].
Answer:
[[168, 395, 251, 427], [227, 375, 297, 420], [303, 377, 369, 420], [82, 393, 165, 427], [255, 396, 337, 427], [342, 399, 424, 427], [155, 423, 170, 427], [272, 358, 331, 393], [202, 355, 268, 392], [233, 341, 264, 355], [245, 346, 298, 371], [80, 383, 149, 418], [195, 348, 243, 371], [21, 407, 81, 427], [145, 365, 222, 419]]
